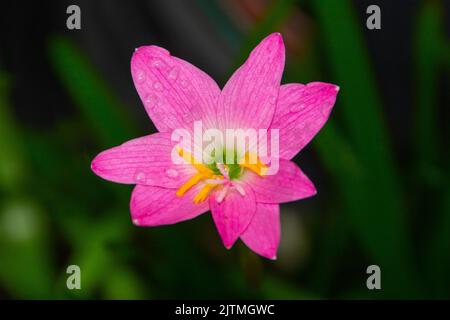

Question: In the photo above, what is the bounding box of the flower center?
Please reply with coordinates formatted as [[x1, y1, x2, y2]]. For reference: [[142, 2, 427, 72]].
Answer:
[[175, 147, 267, 204]]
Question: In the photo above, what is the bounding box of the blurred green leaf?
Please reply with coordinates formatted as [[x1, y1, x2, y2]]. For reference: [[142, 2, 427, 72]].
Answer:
[[414, 0, 444, 182], [59, 213, 127, 298], [102, 264, 148, 299], [48, 36, 136, 147], [0, 199, 53, 298], [236, 0, 298, 67], [413, 0, 449, 298], [262, 275, 319, 299], [0, 72, 26, 192], [310, 0, 418, 296], [0, 64, 54, 298]]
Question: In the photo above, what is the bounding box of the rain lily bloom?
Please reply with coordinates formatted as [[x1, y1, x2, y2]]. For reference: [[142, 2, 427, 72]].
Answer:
[[91, 33, 339, 259]]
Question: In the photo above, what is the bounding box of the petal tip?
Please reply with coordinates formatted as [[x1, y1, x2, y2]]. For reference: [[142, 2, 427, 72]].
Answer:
[[267, 32, 283, 42], [224, 242, 234, 250], [90, 159, 97, 172], [264, 32, 284, 50], [221, 235, 238, 250], [309, 184, 318, 197], [131, 45, 171, 69], [90, 155, 102, 176], [253, 33, 284, 57]]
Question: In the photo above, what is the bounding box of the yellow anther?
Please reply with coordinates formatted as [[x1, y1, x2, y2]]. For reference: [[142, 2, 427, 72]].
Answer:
[[176, 148, 217, 198], [193, 184, 217, 204], [177, 147, 213, 175], [176, 172, 204, 197], [239, 152, 268, 176], [193, 176, 226, 203], [176, 148, 266, 204]]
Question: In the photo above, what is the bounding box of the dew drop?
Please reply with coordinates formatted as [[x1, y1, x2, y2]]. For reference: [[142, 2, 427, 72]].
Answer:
[[290, 103, 305, 112], [168, 67, 179, 80], [165, 168, 179, 178], [152, 60, 162, 68], [144, 94, 158, 107], [153, 82, 163, 91], [136, 70, 146, 83], [144, 94, 152, 105], [269, 95, 277, 104], [134, 171, 146, 183], [179, 78, 189, 88]]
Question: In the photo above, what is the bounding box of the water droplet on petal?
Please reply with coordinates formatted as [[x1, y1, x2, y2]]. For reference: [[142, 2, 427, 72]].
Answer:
[[168, 67, 179, 80], [269, 95, 277, 104], [136, 70, 145, 83], [165, 168, 178, 178], [144, 94, 158, 107], [134, 171, 146, 183], [152, 60, 162, 68], [179, 78, 189, 88], [233, 183, 246, 196], [153, 82, 163, 90], [144, 94, 152, 105], [290, 103, 305, 112]]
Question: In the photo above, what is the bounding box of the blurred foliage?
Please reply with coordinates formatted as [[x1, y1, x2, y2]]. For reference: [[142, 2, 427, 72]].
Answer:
[[0, 0, 449, 299], [311, 0, 417, 297]]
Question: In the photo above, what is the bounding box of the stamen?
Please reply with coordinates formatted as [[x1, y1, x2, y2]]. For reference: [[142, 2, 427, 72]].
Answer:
[[175, 149, 262, 204], [216, 163, 229, 179], [176, 172, 204, 197], [176, 148, 225, 202], [216, 184, 230, 203], [204, 177, 226, 184], [193, 184, 216, 204], [239, 152, 268, 176], [233, 183, 246, 196], [177, 147, 213, 175]]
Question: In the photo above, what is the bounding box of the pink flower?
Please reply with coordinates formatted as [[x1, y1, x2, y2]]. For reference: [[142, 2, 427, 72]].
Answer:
[[91, 33, 339, 259]]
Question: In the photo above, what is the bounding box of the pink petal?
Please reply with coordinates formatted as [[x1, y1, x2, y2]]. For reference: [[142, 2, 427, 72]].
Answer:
[[240, 203, 280, 260], [91, 132, 195, 188], [210, 184, 256, 249], [131, 45, 220, 132], [270, 82, 339, 159], [243, 159, 316, 203], [217, 33, 285, 130], [130, 184, 208, 226]]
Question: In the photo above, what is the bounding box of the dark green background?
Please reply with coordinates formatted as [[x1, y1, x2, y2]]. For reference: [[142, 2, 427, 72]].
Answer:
[[0, 0, 448, 299]]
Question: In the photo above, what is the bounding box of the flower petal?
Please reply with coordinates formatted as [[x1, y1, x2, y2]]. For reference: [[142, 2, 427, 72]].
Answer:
[[131, 45, 220, 131], [91, 132, 195, 188], [240, 203, 280, 260], [218, 33, 285, 130], [243, 159, 316, 203], [210, 184, 256, 249], [130, 184, 209, 226], [270, 82, 339, 159]]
